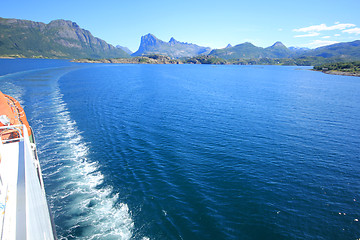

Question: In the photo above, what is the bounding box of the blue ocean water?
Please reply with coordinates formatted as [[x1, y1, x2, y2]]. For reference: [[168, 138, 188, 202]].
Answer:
[[0, 59, 359, 239]]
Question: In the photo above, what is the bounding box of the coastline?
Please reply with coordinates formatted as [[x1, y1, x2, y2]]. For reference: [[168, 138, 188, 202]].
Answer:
[[3, 57, 359, 75], [313, 69, 360, 77], [71, 55, 227, 65], [71, 56, 183, 64]]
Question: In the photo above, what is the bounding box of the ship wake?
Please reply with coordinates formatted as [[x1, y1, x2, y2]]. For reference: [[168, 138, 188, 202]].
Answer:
[[1, 67, 134, 240]]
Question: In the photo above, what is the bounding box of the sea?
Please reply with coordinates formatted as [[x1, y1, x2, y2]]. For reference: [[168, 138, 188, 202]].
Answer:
[[0, 58, 359, 240]]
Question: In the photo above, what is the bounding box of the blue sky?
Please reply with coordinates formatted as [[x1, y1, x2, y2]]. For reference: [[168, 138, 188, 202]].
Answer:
[[1, 0, 359, 52]]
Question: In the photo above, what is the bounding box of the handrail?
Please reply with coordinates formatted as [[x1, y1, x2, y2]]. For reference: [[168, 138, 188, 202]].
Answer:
[[1, 138, 23, 144], [16, 136, 26, 240], [0, 124, 24, 144], [0, 124, 25, 130]]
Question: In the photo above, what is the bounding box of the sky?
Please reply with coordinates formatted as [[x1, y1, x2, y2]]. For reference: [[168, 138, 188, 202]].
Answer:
[[1, 0, 360, 52]]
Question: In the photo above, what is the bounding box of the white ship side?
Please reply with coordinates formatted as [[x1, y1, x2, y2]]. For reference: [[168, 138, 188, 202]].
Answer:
[[0, 91, 56, 239]]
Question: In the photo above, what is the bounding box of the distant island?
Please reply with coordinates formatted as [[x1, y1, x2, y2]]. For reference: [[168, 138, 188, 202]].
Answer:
[[72, 54, 355, 66], [313, 62, 360, 77], [73, 55, 226, 65], [73, 55, 360, 77]]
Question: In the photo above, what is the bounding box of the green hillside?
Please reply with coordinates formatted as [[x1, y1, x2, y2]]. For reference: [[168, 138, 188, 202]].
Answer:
[[209, 42, 266, 59], [0, 17, 129, 59], [303, 40, 360, 60], [265, 42, 293, 58], [314, 61, 360, 72]]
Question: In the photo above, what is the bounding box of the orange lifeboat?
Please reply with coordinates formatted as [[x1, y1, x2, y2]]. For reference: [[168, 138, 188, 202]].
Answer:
[[0, 91, 32, 142]]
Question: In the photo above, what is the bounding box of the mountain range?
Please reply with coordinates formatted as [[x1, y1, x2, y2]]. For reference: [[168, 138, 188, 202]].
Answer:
[[209, 40, 360, 60], [302, 40, 360, 59], [209, 41, 294, 59], [0, 17, 359, 62]]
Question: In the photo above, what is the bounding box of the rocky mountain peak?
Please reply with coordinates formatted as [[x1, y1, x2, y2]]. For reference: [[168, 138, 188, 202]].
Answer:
[[271, 41, 286, 48], [133, 33, 211, 58], [141, 33, 161, 46], [169, 37, 179, 45], [47, 19, 79, 29]]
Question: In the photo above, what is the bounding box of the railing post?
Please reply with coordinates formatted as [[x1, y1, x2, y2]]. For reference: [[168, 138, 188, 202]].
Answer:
[[16, 139, 26, 240]]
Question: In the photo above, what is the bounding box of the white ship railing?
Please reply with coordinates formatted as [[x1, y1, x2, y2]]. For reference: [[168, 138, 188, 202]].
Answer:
[[0, 124, 56, 239], [0, 124, 24, 144]]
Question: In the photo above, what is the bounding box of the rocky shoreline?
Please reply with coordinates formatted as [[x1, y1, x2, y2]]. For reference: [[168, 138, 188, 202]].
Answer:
[[72, 55, 228, 65], [315, 70, 360, 77], [0, 56, 16, 59], [72, 55, 182, 64]]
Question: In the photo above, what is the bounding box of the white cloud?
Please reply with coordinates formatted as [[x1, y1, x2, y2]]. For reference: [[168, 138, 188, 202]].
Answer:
[[327, 23, 356, 30], [293, 23, 356, 32], [322, 36, 331, 39], [294, 32, 320, 38], [334, 34, 341, 37], [307, 40, 339, 48], [293, 24, 325, 32], [293, 24, 327, 32], [342, 27, 360, 35]]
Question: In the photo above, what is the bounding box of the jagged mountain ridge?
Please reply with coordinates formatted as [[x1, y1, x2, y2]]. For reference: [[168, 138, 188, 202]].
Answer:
[[132, 33, 212, 58], [209, 41, 294, 59], [0, 17, 129, 59]]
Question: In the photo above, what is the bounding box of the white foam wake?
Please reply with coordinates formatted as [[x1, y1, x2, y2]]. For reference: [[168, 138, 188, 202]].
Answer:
[[26, 72, 134, 239], [0, 67, 134, 239]]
